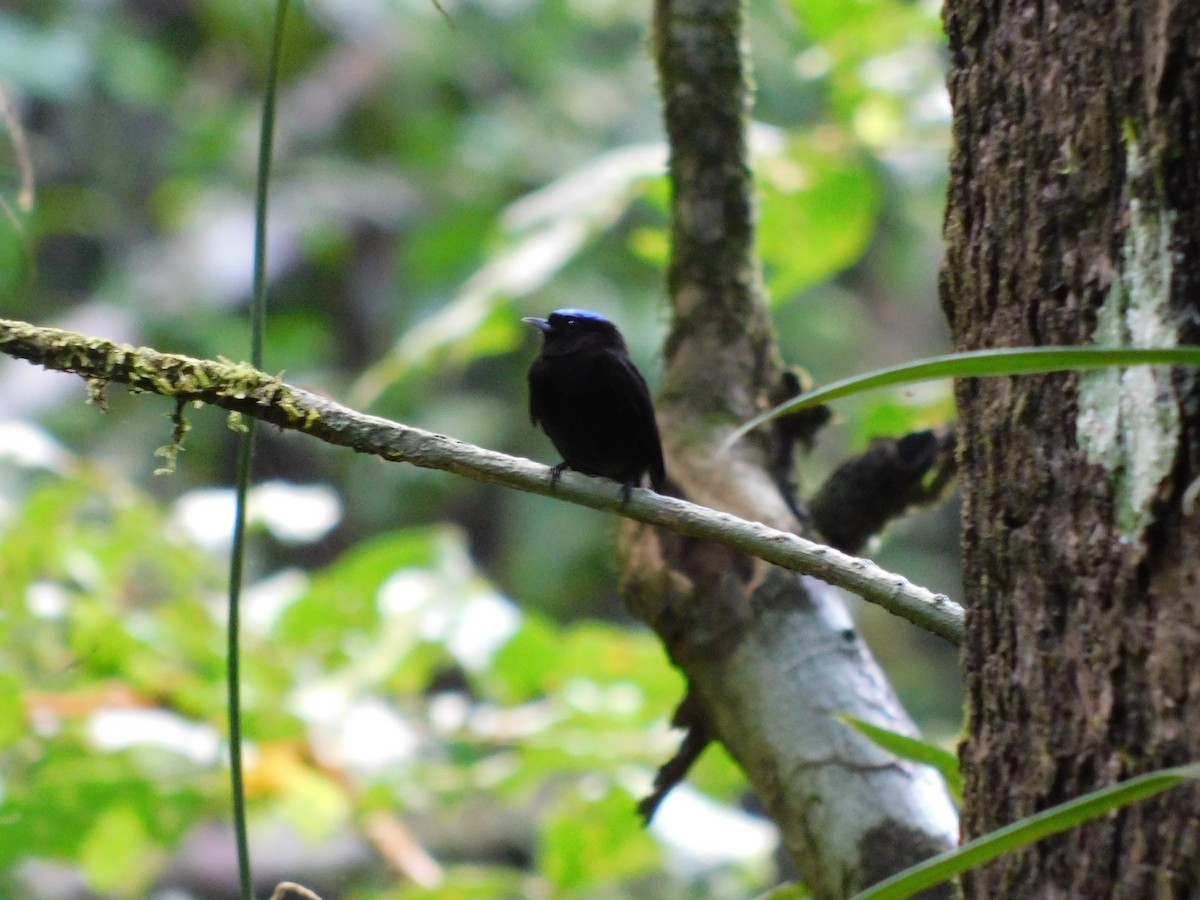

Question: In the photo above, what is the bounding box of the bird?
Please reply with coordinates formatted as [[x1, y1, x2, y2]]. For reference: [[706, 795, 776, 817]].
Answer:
[[523, 309, 666, 499]]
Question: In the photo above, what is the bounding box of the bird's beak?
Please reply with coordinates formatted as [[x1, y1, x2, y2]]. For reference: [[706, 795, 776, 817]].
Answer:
[[522, 316, 551, 333]]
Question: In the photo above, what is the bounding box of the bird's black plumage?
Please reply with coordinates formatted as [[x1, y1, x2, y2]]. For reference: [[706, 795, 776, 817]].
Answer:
[[523, 309, 665, 496]]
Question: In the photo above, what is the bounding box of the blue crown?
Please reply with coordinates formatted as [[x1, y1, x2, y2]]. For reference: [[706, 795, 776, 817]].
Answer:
[[551, 308, 611, 323]]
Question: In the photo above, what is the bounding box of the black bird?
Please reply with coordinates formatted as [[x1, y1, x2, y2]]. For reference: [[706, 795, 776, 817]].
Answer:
[[523, 309, 665, 497]]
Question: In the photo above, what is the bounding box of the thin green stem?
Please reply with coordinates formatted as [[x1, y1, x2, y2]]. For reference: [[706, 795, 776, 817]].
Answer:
[[251, 0, 290, 368], [227, 422, 257, 900], [227, 2, 291, 898]]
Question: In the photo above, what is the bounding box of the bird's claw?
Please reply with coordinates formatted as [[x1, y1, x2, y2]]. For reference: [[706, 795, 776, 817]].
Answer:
[[620, 480, 635, 505]]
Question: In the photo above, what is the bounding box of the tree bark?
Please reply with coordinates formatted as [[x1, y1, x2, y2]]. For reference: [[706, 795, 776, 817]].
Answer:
[[942, 0, 1200, 894], [621, 0, 960, 894]]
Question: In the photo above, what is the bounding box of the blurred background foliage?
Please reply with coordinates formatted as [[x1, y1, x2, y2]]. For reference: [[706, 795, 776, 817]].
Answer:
[[0, 0, 959, 896]]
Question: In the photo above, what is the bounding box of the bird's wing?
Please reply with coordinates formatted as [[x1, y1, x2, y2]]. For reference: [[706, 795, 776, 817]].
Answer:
[[595, 350, 666, 488]]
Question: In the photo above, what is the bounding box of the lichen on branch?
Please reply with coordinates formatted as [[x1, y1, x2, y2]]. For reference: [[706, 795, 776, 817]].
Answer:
[[0, 316, 964, 643]]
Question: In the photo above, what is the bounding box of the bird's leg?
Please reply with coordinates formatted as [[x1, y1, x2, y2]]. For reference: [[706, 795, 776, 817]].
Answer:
[[620, 479, 636, 505], [549, 461, 569, 488]]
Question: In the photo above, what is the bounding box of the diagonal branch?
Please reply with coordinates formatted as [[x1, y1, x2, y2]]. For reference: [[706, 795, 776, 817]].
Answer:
[[0, 316, 964, 643]]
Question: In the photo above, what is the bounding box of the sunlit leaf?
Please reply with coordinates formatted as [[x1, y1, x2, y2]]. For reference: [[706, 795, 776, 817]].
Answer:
[[687, 741, 751, 806], [850, 392, 955, 450], [540, 785, 661, 891], [79, 804, 165, 897], [759, 140, 881, 299], [489, 611, 565, 703], [277, 527, 447, 653], [0, 673, 26, 749]]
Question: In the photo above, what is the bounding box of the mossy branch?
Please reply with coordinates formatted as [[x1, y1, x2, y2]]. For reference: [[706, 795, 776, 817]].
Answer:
[[0, 317, 964, 643]]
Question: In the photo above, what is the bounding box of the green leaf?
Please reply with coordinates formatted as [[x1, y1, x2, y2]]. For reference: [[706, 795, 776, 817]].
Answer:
[[687, 740, 750, 805], [727, 346, 1200, 446], [276, 527, 447, 654], [275, 766, 353, 843], [795, 0, 932, 44], [849, 393, 956, 450], [539, 785, 661, 891], [79, 804, 164, 897], [0, 673, 25, 749], [758, 141, 881, 299], [838, 714, 961, 803], [489, 612, 565, 703], [397, 864, 537, 898], [0, 738, 206, 870], [854, 763, 1200, 900], [554, 623, 684, 715], [785, 0, 944, 138], [754, 884, 813, 900]]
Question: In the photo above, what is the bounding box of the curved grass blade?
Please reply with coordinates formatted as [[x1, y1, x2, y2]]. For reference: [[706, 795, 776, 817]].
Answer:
[[853, 763, 1200, 900], [725, 346, 1200, 447]]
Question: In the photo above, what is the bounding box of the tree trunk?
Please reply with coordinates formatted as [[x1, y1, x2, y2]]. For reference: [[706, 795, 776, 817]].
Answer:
[[942, 0, 1200, 894], [621, 0, 959, 894]]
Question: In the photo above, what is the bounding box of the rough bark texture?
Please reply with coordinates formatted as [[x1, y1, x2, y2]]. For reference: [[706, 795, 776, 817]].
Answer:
[[942, 0, 1200, 895], [620, 0, 960, 894]]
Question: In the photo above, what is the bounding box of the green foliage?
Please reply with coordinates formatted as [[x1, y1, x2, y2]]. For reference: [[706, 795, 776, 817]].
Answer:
[[850, 395, 954, 451], [788, 0, 945, 148], [80, 802, 176, 897], [0, 0, 957, 893], [758, 137, 881, 300], [539, 785, 662, 893], [0, 460, 744, 896], [371, 867, 537, 900], [1, 734, 211, 881]]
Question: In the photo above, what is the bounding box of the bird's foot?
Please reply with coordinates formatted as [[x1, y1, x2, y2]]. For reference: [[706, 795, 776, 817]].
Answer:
[[549, 462, 569, 488], [620, 480, 636, 505]]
